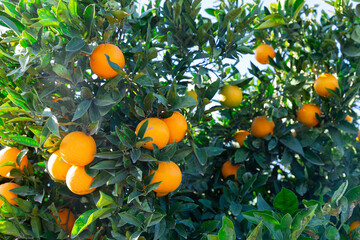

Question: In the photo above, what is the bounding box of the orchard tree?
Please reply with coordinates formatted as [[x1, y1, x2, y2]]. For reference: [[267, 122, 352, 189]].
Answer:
[[0, 0, 360, 239]]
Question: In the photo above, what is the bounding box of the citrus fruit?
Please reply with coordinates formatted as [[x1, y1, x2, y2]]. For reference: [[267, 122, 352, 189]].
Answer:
[[221, 160, 241, 181], [52, 208, 75, 234], [314, 73, 339, 97], [357, 131, 360, 142], [186, 90, 198, 106], [0, 182, 20, 206], [48, 150, 72, 181], [156, 192, 169, 197], [251, 116, 275, 138], [149, 161, 182, 193], [135, 118, 170, 150], [350, 221, 360, 236], [66, 166, 96, 195], [60, 131, 96, 166], [255, 44, 275, 64], [234, 130, 251, 146], [0, 147, 28, 178], [90, 43, 125, 79], [219, 85, 243, 108], [162, 112, 188, 144], [346, 115, 353, 123], [297, 104, 321, 127]]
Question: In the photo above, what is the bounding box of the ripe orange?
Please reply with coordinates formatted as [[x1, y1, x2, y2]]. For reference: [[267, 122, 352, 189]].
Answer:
[[156, 192, 169, 197], [90, 43, 125, 79], [251, 116, 275, 138], [60, 131, 96, 166], [162, 112, 188, 144], [66, 166, 96, 195], [234, 130, 251, 146], [346, 115, 353, 123], [48, 150, 72, 181], [186, 90, 198, 106], [297, 104, 321, 127], [221, 160, 241, 181], [0, 147, 28, 178], [357, 131, 360, 142], [255, 44, 275, 64], [135, 118, 170, 150], [350, 221, 360, 236], [314, 73, 339, 97], [219, 85, 243, 108], [149, 161, 182, 193], [52, 208, 75, 234], [0, 182, 20, 206]]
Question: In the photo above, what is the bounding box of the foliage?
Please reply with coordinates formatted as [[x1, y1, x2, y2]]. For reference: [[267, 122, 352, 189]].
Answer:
[[0, 0, 359, 239]]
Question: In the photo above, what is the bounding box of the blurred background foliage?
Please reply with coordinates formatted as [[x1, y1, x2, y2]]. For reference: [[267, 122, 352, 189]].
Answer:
[[0, 0, 360, 239]]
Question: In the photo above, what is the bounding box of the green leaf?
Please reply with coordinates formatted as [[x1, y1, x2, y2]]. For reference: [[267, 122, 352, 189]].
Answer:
[[343, 46, 360, 57], [303, 149, 324, 166], [136, 119, 149, 140], [119, 212, 143, 228], [66, 37, 85, 51], [11, 136, 39, 148], [290, 205, 317, 240], [45, 116, 60, 137], [200, 220, 220, 233], [256, 14, 286, 29], [0, 12, 25, 36], [5, 87, 30, 111], [90, 171, 112, 188], [0, 219, 22, 237], [94, 151, 122, 159], [246, 221, 263, 240], [30, 217, 41, 238], [53, 64, 73, 82], [273, 188, 298, 215], [90, 160, 116, 170], [72, 100, 92, 121], [84, 4, 95, 39], [331, 181, 348, 206], [292, 0, 305, 19], [224, 7, 243, 25], [170, 96, 198, 110], [235, 148, 249, 163], [345, 185, 360, 202], [71, 207, 116, 238], [16, 149, 28, 166], [96, 191, 115, 207], [218, 216, 236, 240], [328, 127, 344, 153], [69, 0, 78, 16], [279, 135, 304, 156], [325, 226, 340, 240]]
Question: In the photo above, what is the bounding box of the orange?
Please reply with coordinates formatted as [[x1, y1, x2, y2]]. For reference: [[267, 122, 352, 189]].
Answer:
[[156, 192, 169, 197], [221, 160, 241, 181], [357, 131, 360, 142], [0, 147, 28, 178], [149, 161, 182, 193], [186, 90, 198, 106], [135, 118, 170, 150], [234, 130, 250, 146], [255, 44, 275, 64], [350, 221, 360, 236], [47, 150, 72, 181], [162, 112, 188, 144], [297, 104, 322, 127], [66, 166, 96, 195], [0, 182, 20, 206], [346, 115, 353, 123], [251, 116, 275, 138], [52, 208, 75, 234], [314, 73, 339, 97], [90, 43, 125, 79], [60, 131, 96, 166], [219, 85, 243, 108]]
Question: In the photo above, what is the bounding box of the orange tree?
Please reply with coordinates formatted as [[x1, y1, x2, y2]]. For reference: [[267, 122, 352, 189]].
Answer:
[[1, 0, 360, 239]]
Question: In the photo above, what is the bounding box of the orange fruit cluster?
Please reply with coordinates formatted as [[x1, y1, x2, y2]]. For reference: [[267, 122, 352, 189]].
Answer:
[[47, 131, 97, 195], [0, 147, 29, 207], [135, 112, 188, 150]]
